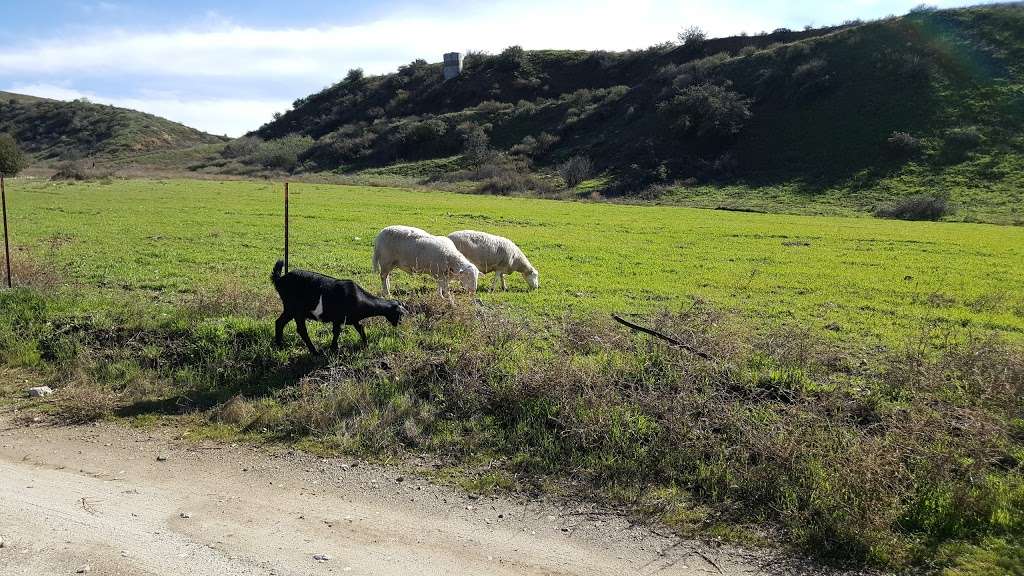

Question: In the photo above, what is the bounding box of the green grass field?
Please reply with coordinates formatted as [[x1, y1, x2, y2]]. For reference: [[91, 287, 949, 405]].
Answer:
[[6, 178, 1024, 346], [2, 177, 1023, 572]]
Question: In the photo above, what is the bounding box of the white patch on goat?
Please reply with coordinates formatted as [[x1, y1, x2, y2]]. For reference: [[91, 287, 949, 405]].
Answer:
[[311, 295, 324, 320]]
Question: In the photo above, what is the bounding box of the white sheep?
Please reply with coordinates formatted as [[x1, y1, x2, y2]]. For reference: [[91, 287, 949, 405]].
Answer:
[[372, 225, 479, 303], [447, 230, 539, 291]]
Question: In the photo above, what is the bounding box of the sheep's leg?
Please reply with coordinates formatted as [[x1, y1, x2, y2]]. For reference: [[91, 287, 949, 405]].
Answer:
[[500, 272, 508, 291], [294, 317, 318, 355], [354, 323, 368, 348], [273, 313, 291, 347], [492, 273, 500, 292], [439, 278, 455, 305], [329, 321, 342, 353], [380, 270, 392, 297]]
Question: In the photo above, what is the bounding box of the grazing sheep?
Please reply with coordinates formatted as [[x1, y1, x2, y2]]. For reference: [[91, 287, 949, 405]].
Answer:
[[447, 230, 539, 291], [271, 260, 407, 354], [372, 225, 479, 303]]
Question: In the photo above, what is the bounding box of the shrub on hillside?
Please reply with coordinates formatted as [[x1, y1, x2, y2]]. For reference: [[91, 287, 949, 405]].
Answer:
[[790, 58, 835, 98], [678, 26, 707, 46], [432, 153, 552, 195], [494, 45, 537, 79], [222, 136, 262, 159], [251, 135, 314, 171], [50, 161, 87, 181], [475, 100, 513, 115], [392, 118, 451, 158], [511, 132, 560, 158], [458, 122, 491, 164], [945, 126, 983, 149], [909, 3, 938, 14], [476, 172, 554, 196], [941, 126, 984, 163], [874, 193, 953, 221], [509, 136, 538, 157], [49, 161, 113, 181], [397, 118, 447, 144], [462, 50, 491, 73], [344, 68, 365, 84], [558, 155, 594, 189], [658, 82, 752, 140], [305, 123, 379, 167], [658, 52, 731, 87], [886, 131, 925, 158], [397, 58, 429, 77], [514, 99, 538, 117]]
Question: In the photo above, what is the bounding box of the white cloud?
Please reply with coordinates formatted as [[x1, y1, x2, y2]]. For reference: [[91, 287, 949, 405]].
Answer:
[[6, 83, 287, 137], [0, 1, 770, 80]]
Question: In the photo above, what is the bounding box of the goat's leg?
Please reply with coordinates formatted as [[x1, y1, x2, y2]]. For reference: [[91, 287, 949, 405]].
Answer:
[[294, 317, 318, 355], [274, 313, 290, 347], [329, 321, 342, 353], [354, 323, 368, 348]]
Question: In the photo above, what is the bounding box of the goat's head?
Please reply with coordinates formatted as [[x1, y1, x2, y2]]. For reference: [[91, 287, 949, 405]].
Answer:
[[386, 301, 409, 326]]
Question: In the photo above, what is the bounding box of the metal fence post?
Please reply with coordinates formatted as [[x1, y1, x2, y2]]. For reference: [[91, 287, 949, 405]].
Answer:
[[1, 172, 10, 289], [284, 181, 289, 273]]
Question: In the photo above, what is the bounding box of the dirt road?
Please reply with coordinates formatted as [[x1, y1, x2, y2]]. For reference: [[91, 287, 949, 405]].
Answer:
[[0, 417, 848, 575]]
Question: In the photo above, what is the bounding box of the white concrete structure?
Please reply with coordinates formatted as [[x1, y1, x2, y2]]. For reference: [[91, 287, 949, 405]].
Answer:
[[442, 52, 462, 80]]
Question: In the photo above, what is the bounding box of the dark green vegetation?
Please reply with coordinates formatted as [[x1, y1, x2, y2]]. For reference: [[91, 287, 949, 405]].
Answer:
[[0, 132, 27, 175], [0, 179, 1022, 573], [0, 91, 224, 161], [208, 4, 1023, 223]]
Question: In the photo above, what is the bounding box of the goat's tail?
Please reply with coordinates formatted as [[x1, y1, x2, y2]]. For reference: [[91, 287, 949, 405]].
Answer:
[[271, 259, 285, 288]]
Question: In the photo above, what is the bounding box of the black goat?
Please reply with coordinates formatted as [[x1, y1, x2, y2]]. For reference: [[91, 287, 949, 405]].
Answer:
[[271, 260, 407, 354]]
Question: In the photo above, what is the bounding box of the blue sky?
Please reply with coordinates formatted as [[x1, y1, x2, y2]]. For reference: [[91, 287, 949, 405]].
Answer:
[[0, 1, 998, 136]]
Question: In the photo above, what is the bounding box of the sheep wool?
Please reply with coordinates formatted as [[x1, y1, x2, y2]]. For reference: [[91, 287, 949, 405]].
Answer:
[[372, 225, 479, 303]]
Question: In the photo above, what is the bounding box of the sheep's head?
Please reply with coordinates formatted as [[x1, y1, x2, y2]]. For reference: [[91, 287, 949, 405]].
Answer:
[[456, 264, 479, 295], [524, 267, 540, 290]]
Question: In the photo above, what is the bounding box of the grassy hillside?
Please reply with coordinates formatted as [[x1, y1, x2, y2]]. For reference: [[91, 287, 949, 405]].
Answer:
[[0, 91, 225, 161], [229, 3, 1024, 222], [1, 179, 1021, 572]]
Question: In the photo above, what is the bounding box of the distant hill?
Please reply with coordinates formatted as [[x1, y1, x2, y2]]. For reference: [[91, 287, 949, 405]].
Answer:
[[237, 3, 1024, 222], [0, 92, 225, 161]]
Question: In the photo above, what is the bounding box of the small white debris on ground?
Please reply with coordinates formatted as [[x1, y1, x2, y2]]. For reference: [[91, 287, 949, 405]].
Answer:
[[28, 386, 53, 397]]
